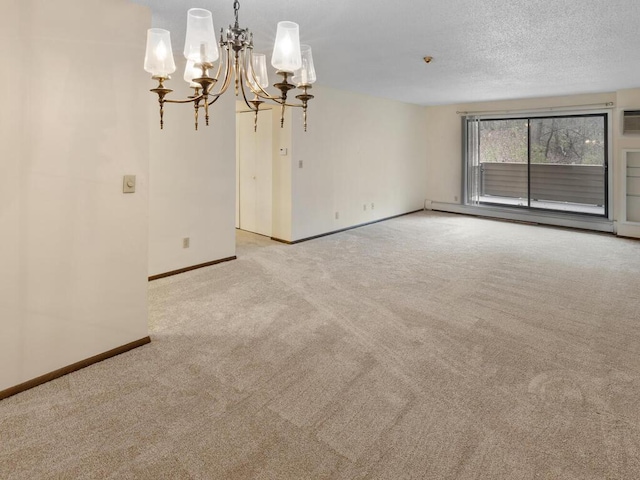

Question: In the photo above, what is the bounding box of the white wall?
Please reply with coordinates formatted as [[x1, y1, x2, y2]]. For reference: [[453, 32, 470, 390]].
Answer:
[[0, 0, 150, 392], [289, 85, 428, 241], [148, 61, 236, 277]]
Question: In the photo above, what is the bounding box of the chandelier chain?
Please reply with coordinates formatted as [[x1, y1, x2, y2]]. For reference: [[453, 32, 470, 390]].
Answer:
[[233, 0, 240, 27]]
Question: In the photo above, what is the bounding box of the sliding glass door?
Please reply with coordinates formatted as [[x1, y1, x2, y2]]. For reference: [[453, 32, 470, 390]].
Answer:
[[466, 113, 607, 216]]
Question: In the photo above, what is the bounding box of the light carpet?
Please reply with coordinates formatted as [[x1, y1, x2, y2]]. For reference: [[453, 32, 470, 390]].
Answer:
[[1, 211, 640, 479]]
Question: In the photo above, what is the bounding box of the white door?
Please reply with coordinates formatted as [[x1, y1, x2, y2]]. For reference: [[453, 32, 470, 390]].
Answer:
[[237, 111, 273, 237]]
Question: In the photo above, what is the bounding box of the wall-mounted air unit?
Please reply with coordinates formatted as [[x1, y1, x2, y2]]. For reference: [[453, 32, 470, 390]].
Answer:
[[623, 110, 640, 135]]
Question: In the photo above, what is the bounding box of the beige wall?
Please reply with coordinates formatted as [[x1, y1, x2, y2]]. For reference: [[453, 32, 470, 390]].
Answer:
[[148, 62, 236, 277], [0, 0, 150, 391], [289, 85, 428, 241]]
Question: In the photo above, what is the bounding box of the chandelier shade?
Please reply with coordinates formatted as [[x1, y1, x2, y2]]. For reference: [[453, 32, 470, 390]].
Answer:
[[144, 28, 176, 77], [271, 21, 302, 72], [145, 1, 316, 132], [248, 53, 269, 89], [292, 45, 316, 87], [184, 59, 201, 87], [183, 8, 219, 64]]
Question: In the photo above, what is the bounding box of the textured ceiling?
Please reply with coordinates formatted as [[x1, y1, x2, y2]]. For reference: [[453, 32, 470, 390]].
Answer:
[[133, 0, 640, 106]]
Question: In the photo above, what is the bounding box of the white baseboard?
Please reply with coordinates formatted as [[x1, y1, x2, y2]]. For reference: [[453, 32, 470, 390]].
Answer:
[[615, 221, 640, 239], [431, 202, 615, 233]]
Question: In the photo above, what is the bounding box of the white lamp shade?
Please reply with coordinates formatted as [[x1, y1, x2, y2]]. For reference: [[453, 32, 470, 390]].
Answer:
[[144, 28, 176, 77], [184, 59, 201, 87], [271, 21, 302, 72], [292, 45, 316, 86], [183, 8, 219, 64], [248, 53, 269, 89]]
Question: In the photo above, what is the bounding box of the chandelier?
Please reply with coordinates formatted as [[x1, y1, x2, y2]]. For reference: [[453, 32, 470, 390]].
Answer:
[[143, 1, 316, 132]]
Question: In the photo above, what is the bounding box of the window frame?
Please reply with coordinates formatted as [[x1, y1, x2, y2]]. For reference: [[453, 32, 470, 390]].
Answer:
[[462, 110, 611, 220]]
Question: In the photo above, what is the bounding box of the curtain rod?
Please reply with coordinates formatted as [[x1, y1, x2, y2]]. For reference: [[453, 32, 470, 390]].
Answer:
[[456, 102, 614, 116]]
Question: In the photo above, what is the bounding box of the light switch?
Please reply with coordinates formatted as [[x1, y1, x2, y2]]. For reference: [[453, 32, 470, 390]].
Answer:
[[279, 148, 288, 156], [123, 175, 136, 194]]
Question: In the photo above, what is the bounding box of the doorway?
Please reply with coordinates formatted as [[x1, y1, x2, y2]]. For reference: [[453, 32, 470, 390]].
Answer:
[[236, 109, 273, 237]]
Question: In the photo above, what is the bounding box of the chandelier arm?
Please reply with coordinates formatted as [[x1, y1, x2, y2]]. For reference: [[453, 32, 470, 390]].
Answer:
[[244, 87, 296, 106], [207, 47, 235, 106], [205, 82, 232, 107], [251, 96, 304, 108], [159, 94, 304, 109], [206, 81, 233, 106], [207, 92, 227, 107], [247, 85, 280, 102], [205, 46, 226, 94], [282, 101, 305, 108], [164, 97, 204, 105], [238, 62, 259, 111], [247, 93, 303, 108], [244, 82, 265, 98], [206, 47, 232, 97]]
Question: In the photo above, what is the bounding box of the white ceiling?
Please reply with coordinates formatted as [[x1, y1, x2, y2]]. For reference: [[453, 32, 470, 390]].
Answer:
[[133, 0, 640, 106]]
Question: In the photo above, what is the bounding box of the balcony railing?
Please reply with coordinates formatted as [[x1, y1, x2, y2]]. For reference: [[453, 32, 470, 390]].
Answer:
[[480, 162, 605, 207]]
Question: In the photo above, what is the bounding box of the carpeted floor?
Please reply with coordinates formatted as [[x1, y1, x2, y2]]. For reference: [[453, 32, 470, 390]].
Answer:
[[1, 211, 640, 479]]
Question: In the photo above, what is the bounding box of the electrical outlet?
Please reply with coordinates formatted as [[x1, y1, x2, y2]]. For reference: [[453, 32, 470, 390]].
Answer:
[[454, 195, 459, 202], [298, 160, 303, 168], [363, 204, 367, 211], [183, 237, 190, 249], [335, 211, 339, 220], [371, 203, 375, 210]]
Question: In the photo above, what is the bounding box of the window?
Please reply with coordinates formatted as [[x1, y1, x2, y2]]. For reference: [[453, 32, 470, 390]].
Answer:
[[465, 113, 608, 217]]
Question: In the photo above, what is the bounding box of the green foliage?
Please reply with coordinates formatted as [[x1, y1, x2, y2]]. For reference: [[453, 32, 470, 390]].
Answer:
[[478, 116, 605, 166], [479, 120, 527, 164]]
